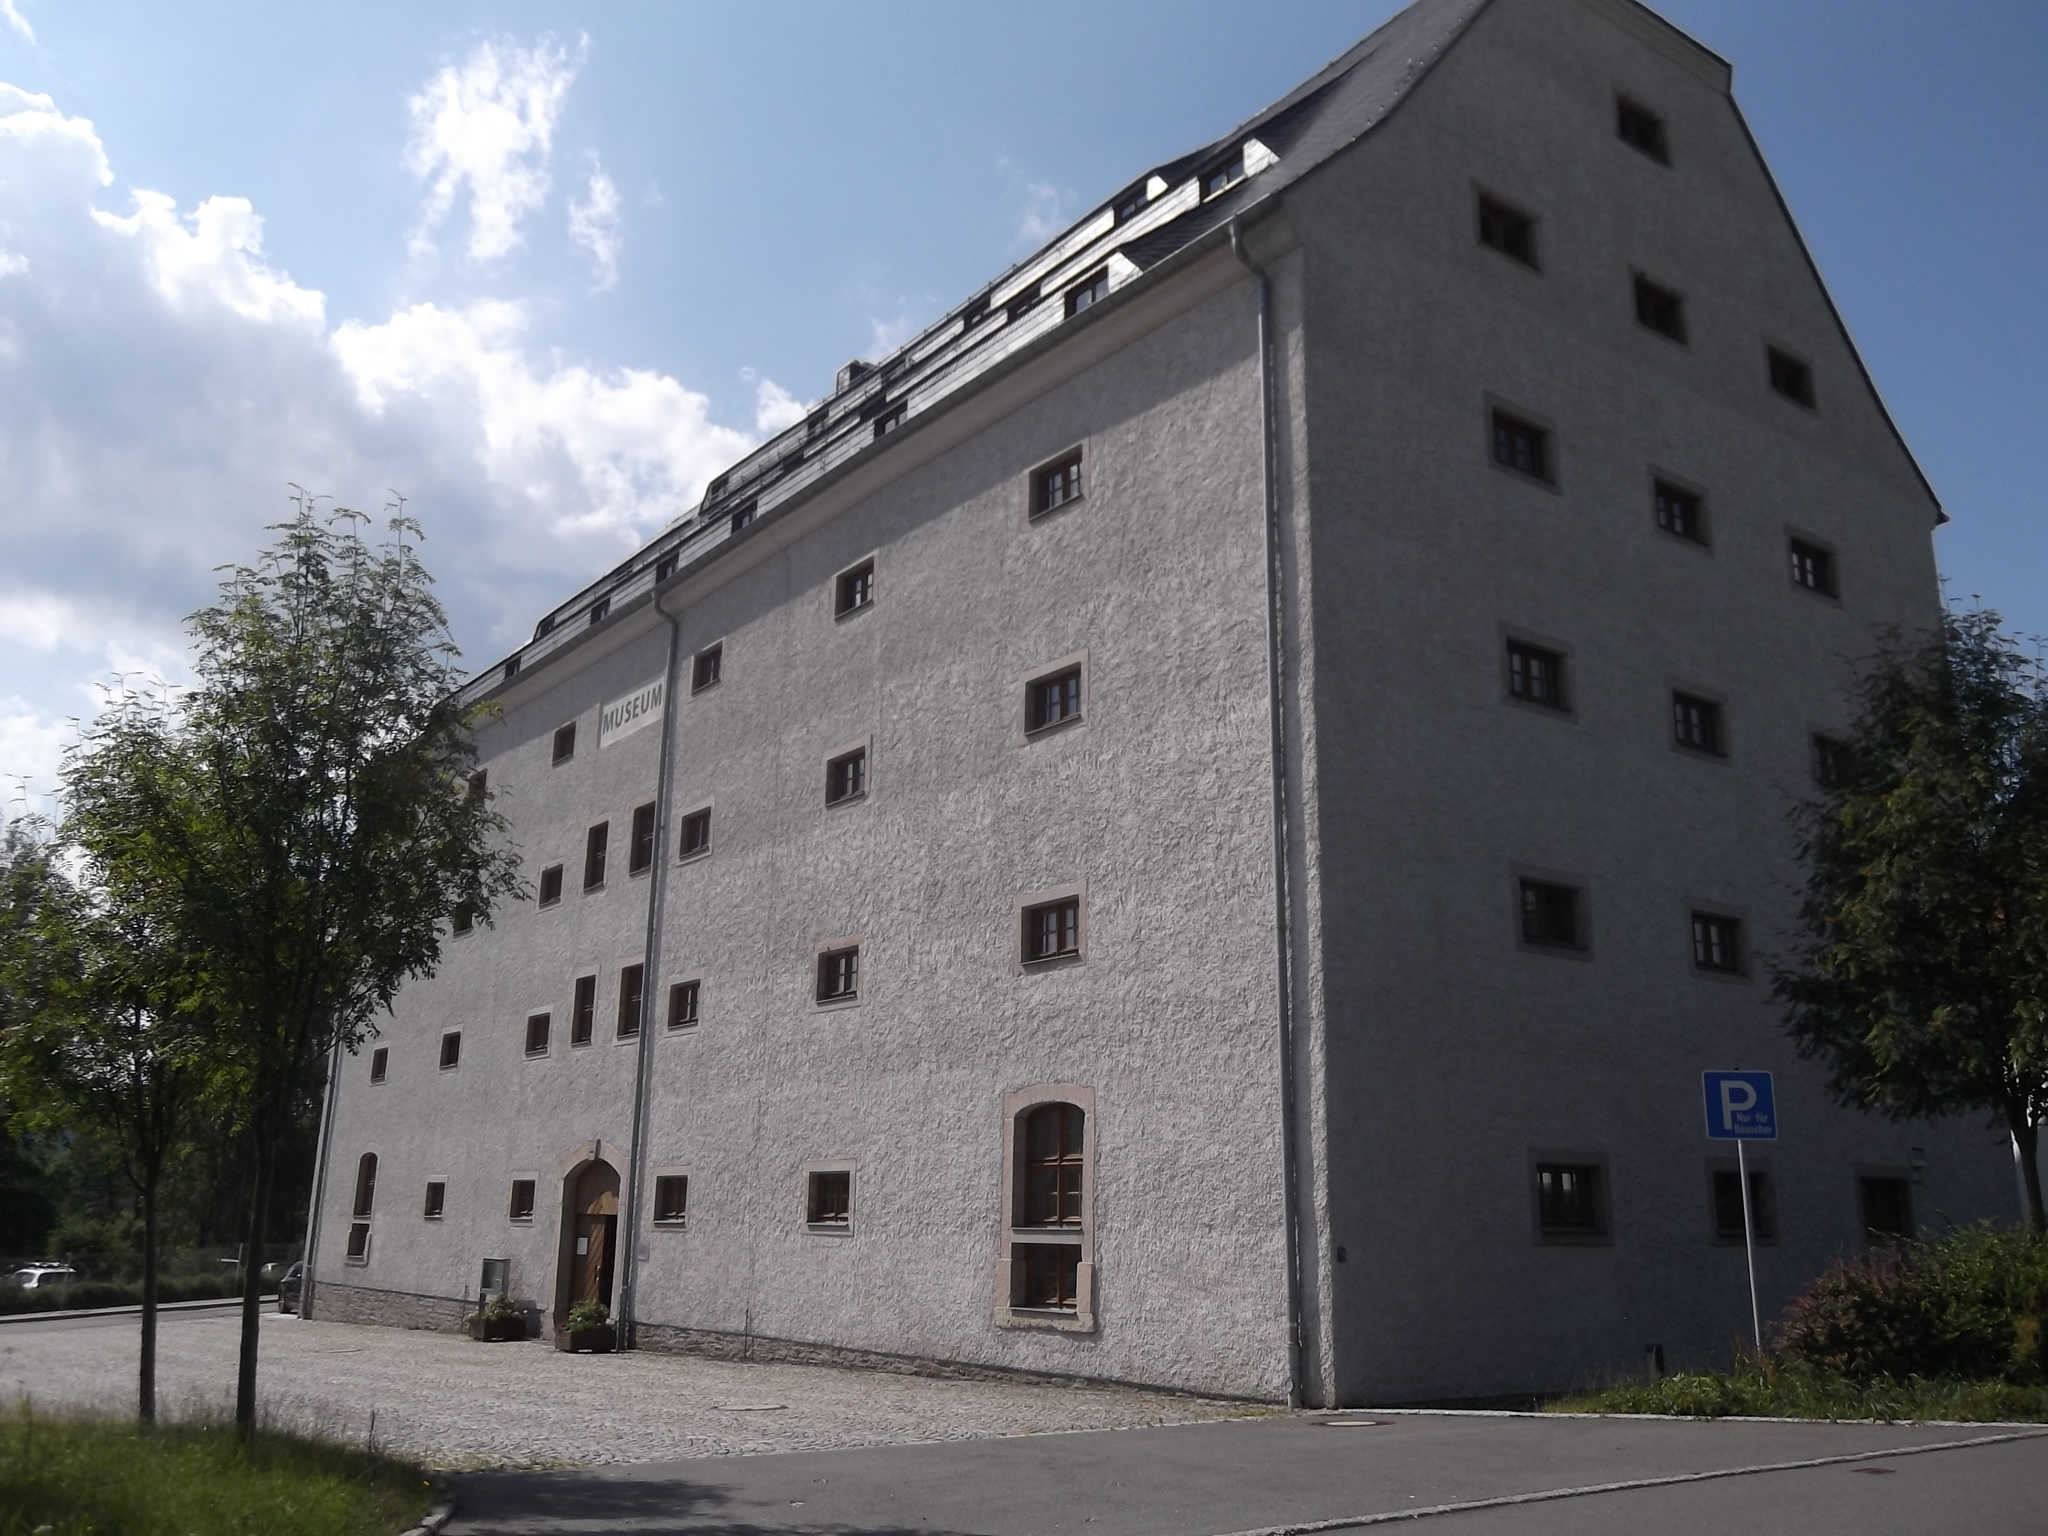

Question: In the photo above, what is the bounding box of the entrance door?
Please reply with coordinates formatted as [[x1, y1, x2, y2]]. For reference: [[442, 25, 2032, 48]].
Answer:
[[563, 1160, 620, 1314]]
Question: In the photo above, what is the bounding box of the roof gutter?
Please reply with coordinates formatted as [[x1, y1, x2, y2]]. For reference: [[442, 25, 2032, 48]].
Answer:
[[1230, 209, 1310, 1409]]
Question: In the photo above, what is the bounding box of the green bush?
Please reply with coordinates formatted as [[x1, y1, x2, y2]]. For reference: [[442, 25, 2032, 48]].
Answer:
[[1777, 1227, 2048, 1383], [0, 1271, 275, 1316]]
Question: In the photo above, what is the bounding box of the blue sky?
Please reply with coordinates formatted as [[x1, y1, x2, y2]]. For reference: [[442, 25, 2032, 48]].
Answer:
[[1, 1, 2043, 801]]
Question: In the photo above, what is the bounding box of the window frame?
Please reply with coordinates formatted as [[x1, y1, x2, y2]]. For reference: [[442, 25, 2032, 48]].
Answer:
[[651, 1170, 689, 1227], [1028, 446, 1087, 523], [677, 805, 713, 862], [369, 1047, 388, 1084], [1530, 1151, 1613, 1245], [583, 821, 609, 890], [666, 978, 700, 1030], [616, 963, 645, 1040], [1475, 188, 1539, 270], [1631, 271, 1688, 344], [1616, 94, 1671, 164], [1513, 867, 1592, 959], [1486, 401, 1559, 489], [1857, 1169, 1915, 1244], [824, 742, 870, 807], [804, 1164, 855, 1234], [628, 802, 658, 876], [995, 1085, 1097, 1332], [537, 863, 564, 908], [438, 1031, 461, 1071], [1670, 686, 1730, 760], [814, 938, 863, 1010], [691, 642, 724, 695], [507, 1178, 537, 1223], [1688, 905, 1749, 979], [1651, 473, 1710, 548], [524, 1011, 551, 1057], [834, 557, 876, 619], [1064, 269, 1110, 317], [1708, 1161, 1778, 1245], [552, 722, 577, 766], [1767, 345, 1817, 408], [570, 974, 597, 1047], [1502, 629, 1573, 716], [422, 1180, 447, 1222], [1017, 885, 1086, 971], [1020, 653, 1088, 741], [1810, 732, 1849, 791], [1787, 534, 1840, 600]]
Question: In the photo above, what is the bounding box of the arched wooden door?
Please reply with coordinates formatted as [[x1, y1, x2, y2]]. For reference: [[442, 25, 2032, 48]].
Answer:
[[562, 1160, 620, 1315]]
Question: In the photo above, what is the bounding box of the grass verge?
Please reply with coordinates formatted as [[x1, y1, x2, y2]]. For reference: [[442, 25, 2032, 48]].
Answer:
[[1553, 1359, 2048, 1422], [0, 1406, 435, 1536]]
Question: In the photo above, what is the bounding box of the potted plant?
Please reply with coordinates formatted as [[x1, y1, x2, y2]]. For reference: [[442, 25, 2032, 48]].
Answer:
[[468, 1292, 524, 1342], [557, 1299, 615, 1353]]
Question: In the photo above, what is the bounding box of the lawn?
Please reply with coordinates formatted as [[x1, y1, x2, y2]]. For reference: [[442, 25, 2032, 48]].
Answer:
[[1553, 1359, 2048, 1423], [0, 1407, 435, 1536]]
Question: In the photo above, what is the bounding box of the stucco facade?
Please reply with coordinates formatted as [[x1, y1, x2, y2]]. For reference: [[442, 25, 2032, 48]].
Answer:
[[308, 0, 2015, 1406]]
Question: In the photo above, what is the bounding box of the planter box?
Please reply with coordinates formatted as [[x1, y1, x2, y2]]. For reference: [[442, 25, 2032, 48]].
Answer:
[[470, 1316, 524, 1342], [555, 1325, 615, 1354]]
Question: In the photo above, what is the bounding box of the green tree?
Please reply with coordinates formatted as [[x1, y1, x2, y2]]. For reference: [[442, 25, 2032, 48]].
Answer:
[[1778, 609, 2048, 1232], [0, 796, 203, 1422], [61, 504, 521, 1433]]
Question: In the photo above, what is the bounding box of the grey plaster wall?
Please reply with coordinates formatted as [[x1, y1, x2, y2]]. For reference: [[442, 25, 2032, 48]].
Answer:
[[316, 270, 1299, 1401], [1286, 0, 2012, 1403]]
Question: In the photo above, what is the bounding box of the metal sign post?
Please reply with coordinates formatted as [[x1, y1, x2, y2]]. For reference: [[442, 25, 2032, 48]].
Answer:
[[1702, 1070, 1777, 1354]]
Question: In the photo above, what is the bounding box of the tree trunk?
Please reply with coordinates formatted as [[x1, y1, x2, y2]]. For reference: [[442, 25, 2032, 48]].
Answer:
[[139, 1174, 159, 1424], [2011, 1107, 2046, 1234], [233, 1126, 275, 1437]]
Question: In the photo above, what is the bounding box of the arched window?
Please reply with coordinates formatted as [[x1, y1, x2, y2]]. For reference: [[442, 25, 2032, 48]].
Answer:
[[346, 1153, 377, 1263], [1023, 1104, 1084, 1226]]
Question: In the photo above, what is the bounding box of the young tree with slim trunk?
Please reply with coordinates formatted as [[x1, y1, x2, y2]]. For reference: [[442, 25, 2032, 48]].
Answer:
[[0, 804, 200, 1423], [61, 502, 521, 1435], [1777, 609, 2048, 1232]]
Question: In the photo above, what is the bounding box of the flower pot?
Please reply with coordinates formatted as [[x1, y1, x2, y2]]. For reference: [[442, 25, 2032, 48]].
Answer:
[[470, 1316, 524, 1342], [556, 1325, 615, 1353]]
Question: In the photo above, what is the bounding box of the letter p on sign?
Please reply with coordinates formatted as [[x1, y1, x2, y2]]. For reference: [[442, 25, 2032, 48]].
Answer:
[[1702, 1071, 1777, 1140]]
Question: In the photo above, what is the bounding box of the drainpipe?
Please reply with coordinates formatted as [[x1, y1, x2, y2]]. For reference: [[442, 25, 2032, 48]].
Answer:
[[298, 1034, 345, 1319], [615, 584, 683, 1347], [1230, 213, 1309, 1409]]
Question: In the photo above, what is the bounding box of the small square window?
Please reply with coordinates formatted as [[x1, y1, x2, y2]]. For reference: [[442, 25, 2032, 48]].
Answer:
[[451, 899, 475, 935], [656, 553, 678, 583], [872, 405, 906, 439], [552, 723, 576, 765], [1617, 96, 1670, 163], [807, 1169, 852, 1227], [1065, 270, 1109, 317], [1537, 1162, 1606, 1235], [1789, 539, 1837, 597], [1477, 194, 1536, 267], [1023, 897, 1081, 963], [1673, 692, 1725, 756], [836, 560, 875, 617], [1691, 912, 1744, 973], [467, 770, 488, 801], [588, 598, 609, 628], [369, 1047, 388, 1083], [508, 1180, 536, 1222], [692, 644, 723, 693], [1811, 733, 1849, 791], [1033, 452, 1084, 517], [537, 614, 557, 638], [1712, 1169, 1776, 1242], [1654, 480, 1706, 544], [667, 979, 700, 1030], [653, 1175, 689, 1225], [816, 945, 860, 1004], [1633, 274, 1687, 343], [423, 1181, 446, 1221], [1519, 879, 1584, 950], [438, 1031, 461, 1070], [538, 864, 563, 908], [1768, 347, 1816, 407], [1506, 640, 1568, 710], [1027, 666, 1083, 733], [345, 1222, 371, 1262], [826, 748, 868, 805], [1016, 1243, 1080, 1310], [504, 656, 521, 681], [525, 1012, 551, 1056], [584, 821, 609, 889], [1201, 156, 1245, 198], [617, 963, 645, 1039], [1860, 1175, 1913, 1242], [729, 503, 755, 536], [1490, 409, 1551, 482], [679, 807, 712, 859], [629, 802, 657, 876], [571, 975, 596, 1046]]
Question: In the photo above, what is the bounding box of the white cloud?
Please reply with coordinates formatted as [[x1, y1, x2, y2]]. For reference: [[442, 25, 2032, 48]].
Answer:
[[0, 2, 32, 44], [567, 156, 622, 290], [406, 36, 581, 264], [866, 306, 926, 357], [1016, 181, 1068, 246], [745, 371, 806, 434], [0, 251, 26, 276], [0, 72, 799, 789]]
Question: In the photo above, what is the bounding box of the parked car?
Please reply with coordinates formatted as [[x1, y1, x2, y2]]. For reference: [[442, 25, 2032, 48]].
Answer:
[[10, 1263, 78, 1290], [276, 1261, 304, 1314]]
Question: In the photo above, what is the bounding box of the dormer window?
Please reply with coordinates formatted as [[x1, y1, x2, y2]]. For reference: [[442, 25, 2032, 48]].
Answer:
[[588, 598, 608, 628], [1114, 187, 1147, 222], [729, 502, 756, 535], [1201, 156, 1245, 199], [1065, 270, 1110, 317], [656, 553, 677, 583]]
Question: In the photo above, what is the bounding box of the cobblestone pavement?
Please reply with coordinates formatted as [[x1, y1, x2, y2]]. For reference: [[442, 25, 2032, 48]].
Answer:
[[0, 1308, 1262, 1469]]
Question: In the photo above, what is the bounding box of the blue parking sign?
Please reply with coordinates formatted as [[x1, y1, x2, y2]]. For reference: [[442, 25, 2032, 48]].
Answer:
[[1703, 1071, 1777, 1140]]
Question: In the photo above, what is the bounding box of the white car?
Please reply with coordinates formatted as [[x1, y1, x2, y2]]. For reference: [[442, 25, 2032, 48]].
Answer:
[[10, 1264, 78, 1289]]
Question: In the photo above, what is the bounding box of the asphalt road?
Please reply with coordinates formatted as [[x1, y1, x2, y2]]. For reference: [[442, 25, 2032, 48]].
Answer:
[[448, 1411, 2048, 1536]]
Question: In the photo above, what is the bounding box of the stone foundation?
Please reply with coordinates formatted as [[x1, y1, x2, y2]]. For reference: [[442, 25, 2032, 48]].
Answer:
[[308, 1279, 471, 1333]]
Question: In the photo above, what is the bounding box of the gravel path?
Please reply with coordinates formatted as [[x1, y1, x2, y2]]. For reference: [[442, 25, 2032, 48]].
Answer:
[[0, 1309, 1262, 1469]]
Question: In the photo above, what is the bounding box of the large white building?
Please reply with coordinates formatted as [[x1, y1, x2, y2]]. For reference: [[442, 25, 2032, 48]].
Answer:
[[305, 0, 2014, 1406]]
